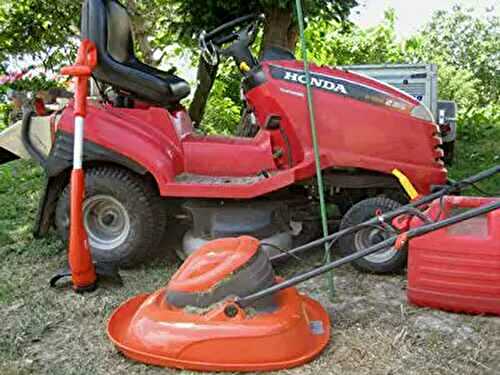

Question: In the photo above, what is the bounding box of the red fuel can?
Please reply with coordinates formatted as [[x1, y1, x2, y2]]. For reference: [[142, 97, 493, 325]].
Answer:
[[408, 196, 500, 315]]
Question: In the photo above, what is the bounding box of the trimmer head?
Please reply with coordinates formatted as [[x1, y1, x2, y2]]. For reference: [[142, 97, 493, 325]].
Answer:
[[107, 236, 330, 372]]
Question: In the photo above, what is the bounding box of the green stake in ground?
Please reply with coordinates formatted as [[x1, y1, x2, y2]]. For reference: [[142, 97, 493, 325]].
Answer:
[[294, 0, 335, 297]]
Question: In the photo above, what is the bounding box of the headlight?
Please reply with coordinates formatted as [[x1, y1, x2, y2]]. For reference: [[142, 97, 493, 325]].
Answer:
[[411, 104, 434, 122]]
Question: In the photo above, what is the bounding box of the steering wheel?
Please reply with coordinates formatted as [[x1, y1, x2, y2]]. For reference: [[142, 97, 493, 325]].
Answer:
[[199, 14, 265, 66]]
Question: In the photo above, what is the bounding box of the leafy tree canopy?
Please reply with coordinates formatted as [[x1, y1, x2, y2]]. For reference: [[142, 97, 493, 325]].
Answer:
[[169, 0, 358, 40], [304, 9, 404, 66], [0, 0, 81, 71], [405, 5, 499, 105]]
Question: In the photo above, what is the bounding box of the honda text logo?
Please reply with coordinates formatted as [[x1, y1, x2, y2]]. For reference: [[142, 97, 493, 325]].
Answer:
[[282, 71, 348, 95], [269, 65, 413, 114]]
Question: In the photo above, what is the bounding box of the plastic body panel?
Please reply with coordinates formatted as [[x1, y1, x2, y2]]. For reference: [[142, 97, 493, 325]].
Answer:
[[55, 58, 448, 199], [408, 196, 500, 315], [246, 61, 447, 194], [108, 283, 330, 372]]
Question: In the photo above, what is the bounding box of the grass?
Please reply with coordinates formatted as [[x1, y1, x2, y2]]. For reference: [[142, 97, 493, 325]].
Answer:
[[0, 124, 499, 374], [449, 124, 500, 194]]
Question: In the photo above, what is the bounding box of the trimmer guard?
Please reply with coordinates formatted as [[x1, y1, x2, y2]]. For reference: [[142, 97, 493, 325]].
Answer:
[[107, 284, 330, 372]]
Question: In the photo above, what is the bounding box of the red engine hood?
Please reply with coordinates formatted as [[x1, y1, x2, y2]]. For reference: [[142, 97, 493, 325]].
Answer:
[[260, 60, 421, 117]]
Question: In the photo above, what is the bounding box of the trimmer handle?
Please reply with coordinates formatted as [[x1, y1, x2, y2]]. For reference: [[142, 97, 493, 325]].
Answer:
[[60, 39, 97, 117], [61, 39, 98, 75]]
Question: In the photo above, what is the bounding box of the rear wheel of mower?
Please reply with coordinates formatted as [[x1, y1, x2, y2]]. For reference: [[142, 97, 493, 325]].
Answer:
[[55, 166, 166, 268], [338, 197, 407, 274]]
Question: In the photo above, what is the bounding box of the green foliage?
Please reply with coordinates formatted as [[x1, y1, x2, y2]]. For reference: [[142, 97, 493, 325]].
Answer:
[[435, 62, 499, 138], [406, 5, 499, 105], [0, 0, 184, 69], [450, 122, 500, 194], [0, 73, 66, 127], [202, 63, 242, 134], [0, 74, 60, 97], [403, 6, 499, 136], [305, 9, 405, 66], [168, 0, 357, 41], [0, 160, 45, 250], [0, 0, 80, 70], [0, 103, 11, 130]]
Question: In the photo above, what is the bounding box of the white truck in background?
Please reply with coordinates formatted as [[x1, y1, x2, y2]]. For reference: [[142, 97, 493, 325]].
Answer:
[[342, 64, 457, 164]]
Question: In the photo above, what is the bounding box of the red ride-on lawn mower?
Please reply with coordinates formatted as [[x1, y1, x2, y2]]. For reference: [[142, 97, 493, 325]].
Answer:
[[27, 0, 447, 273]]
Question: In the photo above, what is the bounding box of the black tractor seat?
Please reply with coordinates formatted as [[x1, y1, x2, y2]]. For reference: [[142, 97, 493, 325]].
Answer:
[[81, 0, 190, 107]]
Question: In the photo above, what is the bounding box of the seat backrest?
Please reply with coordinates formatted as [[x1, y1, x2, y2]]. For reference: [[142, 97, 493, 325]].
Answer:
[[81, 0, 136, 83], [106, 1, 134, 64], [80, 0, 190, 106]]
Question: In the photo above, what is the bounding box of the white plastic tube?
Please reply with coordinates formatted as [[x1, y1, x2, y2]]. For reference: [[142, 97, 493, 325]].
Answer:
[[73, 115, 84, 170]]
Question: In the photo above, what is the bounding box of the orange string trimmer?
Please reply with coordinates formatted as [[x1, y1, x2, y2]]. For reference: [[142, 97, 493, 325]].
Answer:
[[60, 39, 98, 292]]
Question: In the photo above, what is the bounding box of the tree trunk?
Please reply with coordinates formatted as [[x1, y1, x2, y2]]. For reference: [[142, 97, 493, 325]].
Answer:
[[189, 5, 298, 127], [188, 59, 219, 127], [260, 5, 298, 53]]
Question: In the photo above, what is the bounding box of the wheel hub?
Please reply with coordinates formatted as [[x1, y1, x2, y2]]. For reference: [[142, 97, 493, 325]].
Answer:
[[83, 195, 130, 251], [354, 226, 397, 264]]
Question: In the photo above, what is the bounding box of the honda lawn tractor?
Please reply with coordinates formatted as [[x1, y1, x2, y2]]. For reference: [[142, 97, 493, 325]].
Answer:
[[23, 0, 446, 273]]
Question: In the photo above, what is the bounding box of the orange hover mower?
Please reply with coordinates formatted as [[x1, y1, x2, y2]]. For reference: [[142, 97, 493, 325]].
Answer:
[[107, 236, 330, 372]]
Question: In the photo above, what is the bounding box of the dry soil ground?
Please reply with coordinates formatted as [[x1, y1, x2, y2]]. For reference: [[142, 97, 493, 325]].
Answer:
[[2, 232, 500, 375]]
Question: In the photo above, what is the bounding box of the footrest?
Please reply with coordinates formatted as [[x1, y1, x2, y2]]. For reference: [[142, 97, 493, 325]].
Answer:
[[175, 173, 267, 185]]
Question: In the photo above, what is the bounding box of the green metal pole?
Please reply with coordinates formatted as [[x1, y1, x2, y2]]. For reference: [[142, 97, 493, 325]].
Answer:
[[294, 0, 335, 297]]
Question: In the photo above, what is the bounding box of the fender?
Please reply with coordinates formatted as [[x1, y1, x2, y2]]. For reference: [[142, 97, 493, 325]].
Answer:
[[35, 134, 151, 237], [45, 131, 147, 177], [35, 103, 183, 237], [55, 103, 183, 187]]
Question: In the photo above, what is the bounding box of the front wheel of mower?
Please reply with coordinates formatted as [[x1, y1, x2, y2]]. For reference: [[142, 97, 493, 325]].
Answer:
[[338, 197, 407, 274], [55, 166, 166, 268]]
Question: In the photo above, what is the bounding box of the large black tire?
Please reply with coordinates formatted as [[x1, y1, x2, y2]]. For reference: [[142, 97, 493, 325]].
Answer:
[[55, 166, 166, 267], [338, 197, 407, 274]]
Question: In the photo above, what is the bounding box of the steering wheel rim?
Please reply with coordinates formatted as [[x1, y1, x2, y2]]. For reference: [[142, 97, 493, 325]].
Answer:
[[199, 31, 219, 66], [199, 14, 264, 66]]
